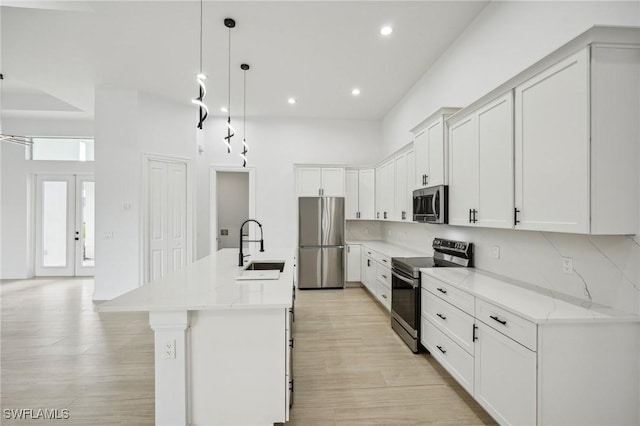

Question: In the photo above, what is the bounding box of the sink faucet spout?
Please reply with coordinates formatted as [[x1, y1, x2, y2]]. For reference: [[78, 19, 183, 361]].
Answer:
[[239, 219, 265, 266]]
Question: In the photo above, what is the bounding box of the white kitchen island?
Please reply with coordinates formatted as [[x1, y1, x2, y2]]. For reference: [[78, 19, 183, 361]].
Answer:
[[99, 248, 295, 426]]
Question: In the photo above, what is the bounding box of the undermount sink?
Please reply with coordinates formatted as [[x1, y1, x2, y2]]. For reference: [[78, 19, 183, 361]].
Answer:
[[243, 261, 285, 272]]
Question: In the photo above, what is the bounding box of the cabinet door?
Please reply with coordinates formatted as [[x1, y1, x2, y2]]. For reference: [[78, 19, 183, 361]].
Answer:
[[346, 244, 361, 282], [297, 167, 322, 196], [477, 92, 514, 229], [345, 170, 359, 220], [448, 115, 478, 226], [426, 117, 445, 186], [375, 165, 384, 220], [405, 150, 415, 221], [362, 255, 376, 293], [474, 322, 536, 426], [321, 168, 345, 197], [358, 169, 375, 220], [383, 159, 395, 220], [414, 130, 428, 188], [394, 153, 407, 221], [514, 48, 590, 233]]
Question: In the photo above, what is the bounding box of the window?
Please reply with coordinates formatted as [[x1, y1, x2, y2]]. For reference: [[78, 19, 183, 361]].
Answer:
[[29, 138, 94, 161]]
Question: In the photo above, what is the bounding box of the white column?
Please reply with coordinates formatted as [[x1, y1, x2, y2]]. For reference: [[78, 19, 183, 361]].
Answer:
[[149, 310, 189, 426]]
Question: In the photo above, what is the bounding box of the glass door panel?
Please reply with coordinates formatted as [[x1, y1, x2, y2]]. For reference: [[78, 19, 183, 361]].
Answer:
[[75, 177, 95, 276]]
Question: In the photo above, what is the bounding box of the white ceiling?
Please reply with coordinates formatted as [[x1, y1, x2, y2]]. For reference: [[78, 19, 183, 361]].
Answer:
[[1, 1, 488, 122]]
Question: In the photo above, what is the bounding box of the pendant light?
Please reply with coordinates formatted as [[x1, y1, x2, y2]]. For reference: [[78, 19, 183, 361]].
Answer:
[[223, 18, 236, 153], [240, 63, 250, 167], [192, 0, 208, 129]]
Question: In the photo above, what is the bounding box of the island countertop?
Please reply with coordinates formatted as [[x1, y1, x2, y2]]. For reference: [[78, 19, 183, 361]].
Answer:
[[98, 248, 295, 312]]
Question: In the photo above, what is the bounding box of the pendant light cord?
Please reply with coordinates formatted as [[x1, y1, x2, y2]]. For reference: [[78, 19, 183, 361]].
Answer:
[[243, 69, 246, 138], [227, 27, 231, 117], [199, 0, 202, 73]]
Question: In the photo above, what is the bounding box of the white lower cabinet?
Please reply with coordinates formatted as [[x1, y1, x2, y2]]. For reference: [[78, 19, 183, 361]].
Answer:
[[346, 244, 361, 282], [421, 271, 640, 426], [359, 245, 392, 311], [473, 321, 536, 426], [422, 319, 474, 394]]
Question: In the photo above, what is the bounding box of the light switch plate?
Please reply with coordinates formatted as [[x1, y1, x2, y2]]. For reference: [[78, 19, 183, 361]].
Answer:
[[562, 257, 573, 274], [492, 246, 500, 259]]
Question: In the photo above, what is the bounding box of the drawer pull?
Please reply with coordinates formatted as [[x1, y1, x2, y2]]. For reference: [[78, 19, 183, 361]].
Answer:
[[436, 345, 446, 354], [382, 259, 388, 263], [289, 338, 294, 348], [382, 294, 388, 299], [436, 287, 447, 295], [381, 274, 387, 279], [490, 315, 507, 326], [473, 324, 478, 341], [436, 313, 447, 320]]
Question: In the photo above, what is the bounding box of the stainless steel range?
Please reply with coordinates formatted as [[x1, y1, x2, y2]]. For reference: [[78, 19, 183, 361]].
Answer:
[[391, 238, 473, 353]]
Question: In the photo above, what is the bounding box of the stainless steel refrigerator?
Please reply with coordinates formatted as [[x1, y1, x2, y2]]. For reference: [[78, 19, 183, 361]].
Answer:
[[298, 197, 345, 289]]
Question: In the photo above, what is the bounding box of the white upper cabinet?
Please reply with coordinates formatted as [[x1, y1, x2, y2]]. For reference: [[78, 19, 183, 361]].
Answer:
[[449, 114, 479, 226], [394, 150, 414, 221], [296, 167, 345, 197], [345, 170, 359, 219], [358, 169, 375, 220], [345, 169, 375, 220], [449, 92, 514, 228], [320, 168, 345, 196], [447, 27, 640, 235], [412, 108, 460, 189], [514, 49, 590, 233], [393, 152, 407, 221], [514, 43, 639, 234]]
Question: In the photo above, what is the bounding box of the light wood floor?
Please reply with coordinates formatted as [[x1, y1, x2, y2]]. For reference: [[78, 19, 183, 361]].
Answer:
[[1, 278, 494, 425]]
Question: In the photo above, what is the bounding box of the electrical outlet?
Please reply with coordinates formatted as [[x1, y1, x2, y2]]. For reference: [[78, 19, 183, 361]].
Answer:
[[163, 340, 176, 359], [103, 231, 114, 240], [562, 257, 573, 274], [492, 246, 500, 259]]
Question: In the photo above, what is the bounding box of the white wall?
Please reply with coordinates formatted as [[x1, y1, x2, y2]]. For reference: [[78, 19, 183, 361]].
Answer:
[[383, 1, 640, 154], [93, 89, 196, 300], [377, 1, 640, 315], [216, 171, 249, 249], [0, 115, 95, 278], [196, 116, 382, 259]]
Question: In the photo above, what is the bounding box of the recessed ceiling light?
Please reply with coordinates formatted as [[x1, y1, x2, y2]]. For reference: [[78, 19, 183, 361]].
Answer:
[[351, 88, 361, 96], [288, 98, 296, 105], [380, 26, 393, 36]]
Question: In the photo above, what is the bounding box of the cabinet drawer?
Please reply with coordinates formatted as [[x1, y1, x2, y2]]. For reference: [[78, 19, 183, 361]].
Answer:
[[376, 263, 391, 286], [421, 317, 474, 395], [377, 282, 391, 311], [476, 299, 537, 351], [372, 251, 391, 267], [422, 274, 474, 315], [422, 289, 475, 355]]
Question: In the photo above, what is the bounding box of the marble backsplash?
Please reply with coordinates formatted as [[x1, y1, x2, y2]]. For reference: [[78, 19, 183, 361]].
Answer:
[[346, 220, 640, 316]]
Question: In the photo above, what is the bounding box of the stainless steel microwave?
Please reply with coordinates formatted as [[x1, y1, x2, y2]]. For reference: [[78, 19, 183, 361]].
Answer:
[[413, 185, 448, 224]]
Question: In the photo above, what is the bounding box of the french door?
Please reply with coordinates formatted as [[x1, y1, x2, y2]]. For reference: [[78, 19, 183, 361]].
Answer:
[[35, 174, 95, 276]]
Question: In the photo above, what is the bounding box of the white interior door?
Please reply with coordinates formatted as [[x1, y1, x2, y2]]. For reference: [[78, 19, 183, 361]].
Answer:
[[75, 176, 95, 276], [35, 174, 95, 277], [148, 159, 187, 282]]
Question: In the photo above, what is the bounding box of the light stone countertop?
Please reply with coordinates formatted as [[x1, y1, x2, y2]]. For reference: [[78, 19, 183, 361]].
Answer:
[[98, 248, 295, 312], [422, 267, 640, 324], [347, 240, 428, 258]]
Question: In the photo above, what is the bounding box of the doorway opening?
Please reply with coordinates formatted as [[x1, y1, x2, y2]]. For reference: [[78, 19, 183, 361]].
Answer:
[[35, 174, 95, 276], [210, 167, 256, 254], [216, 171, 249, 250]]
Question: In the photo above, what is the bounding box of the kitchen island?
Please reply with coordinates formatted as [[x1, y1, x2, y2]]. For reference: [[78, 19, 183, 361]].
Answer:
[[99, 248, 295, 426]]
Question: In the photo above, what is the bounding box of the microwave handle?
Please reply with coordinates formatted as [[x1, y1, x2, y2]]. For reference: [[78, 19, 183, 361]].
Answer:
[[432, 190, 439, 220]]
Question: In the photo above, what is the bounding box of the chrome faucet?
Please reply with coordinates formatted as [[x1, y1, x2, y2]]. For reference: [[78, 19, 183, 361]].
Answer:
[[239, 219, 265, 266]]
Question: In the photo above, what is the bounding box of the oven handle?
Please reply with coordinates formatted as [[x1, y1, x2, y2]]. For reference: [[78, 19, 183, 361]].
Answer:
[[392, 270, 418, 288]]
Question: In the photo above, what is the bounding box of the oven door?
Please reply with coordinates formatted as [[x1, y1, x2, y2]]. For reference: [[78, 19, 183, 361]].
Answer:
[[391, 269, 419, 337]]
